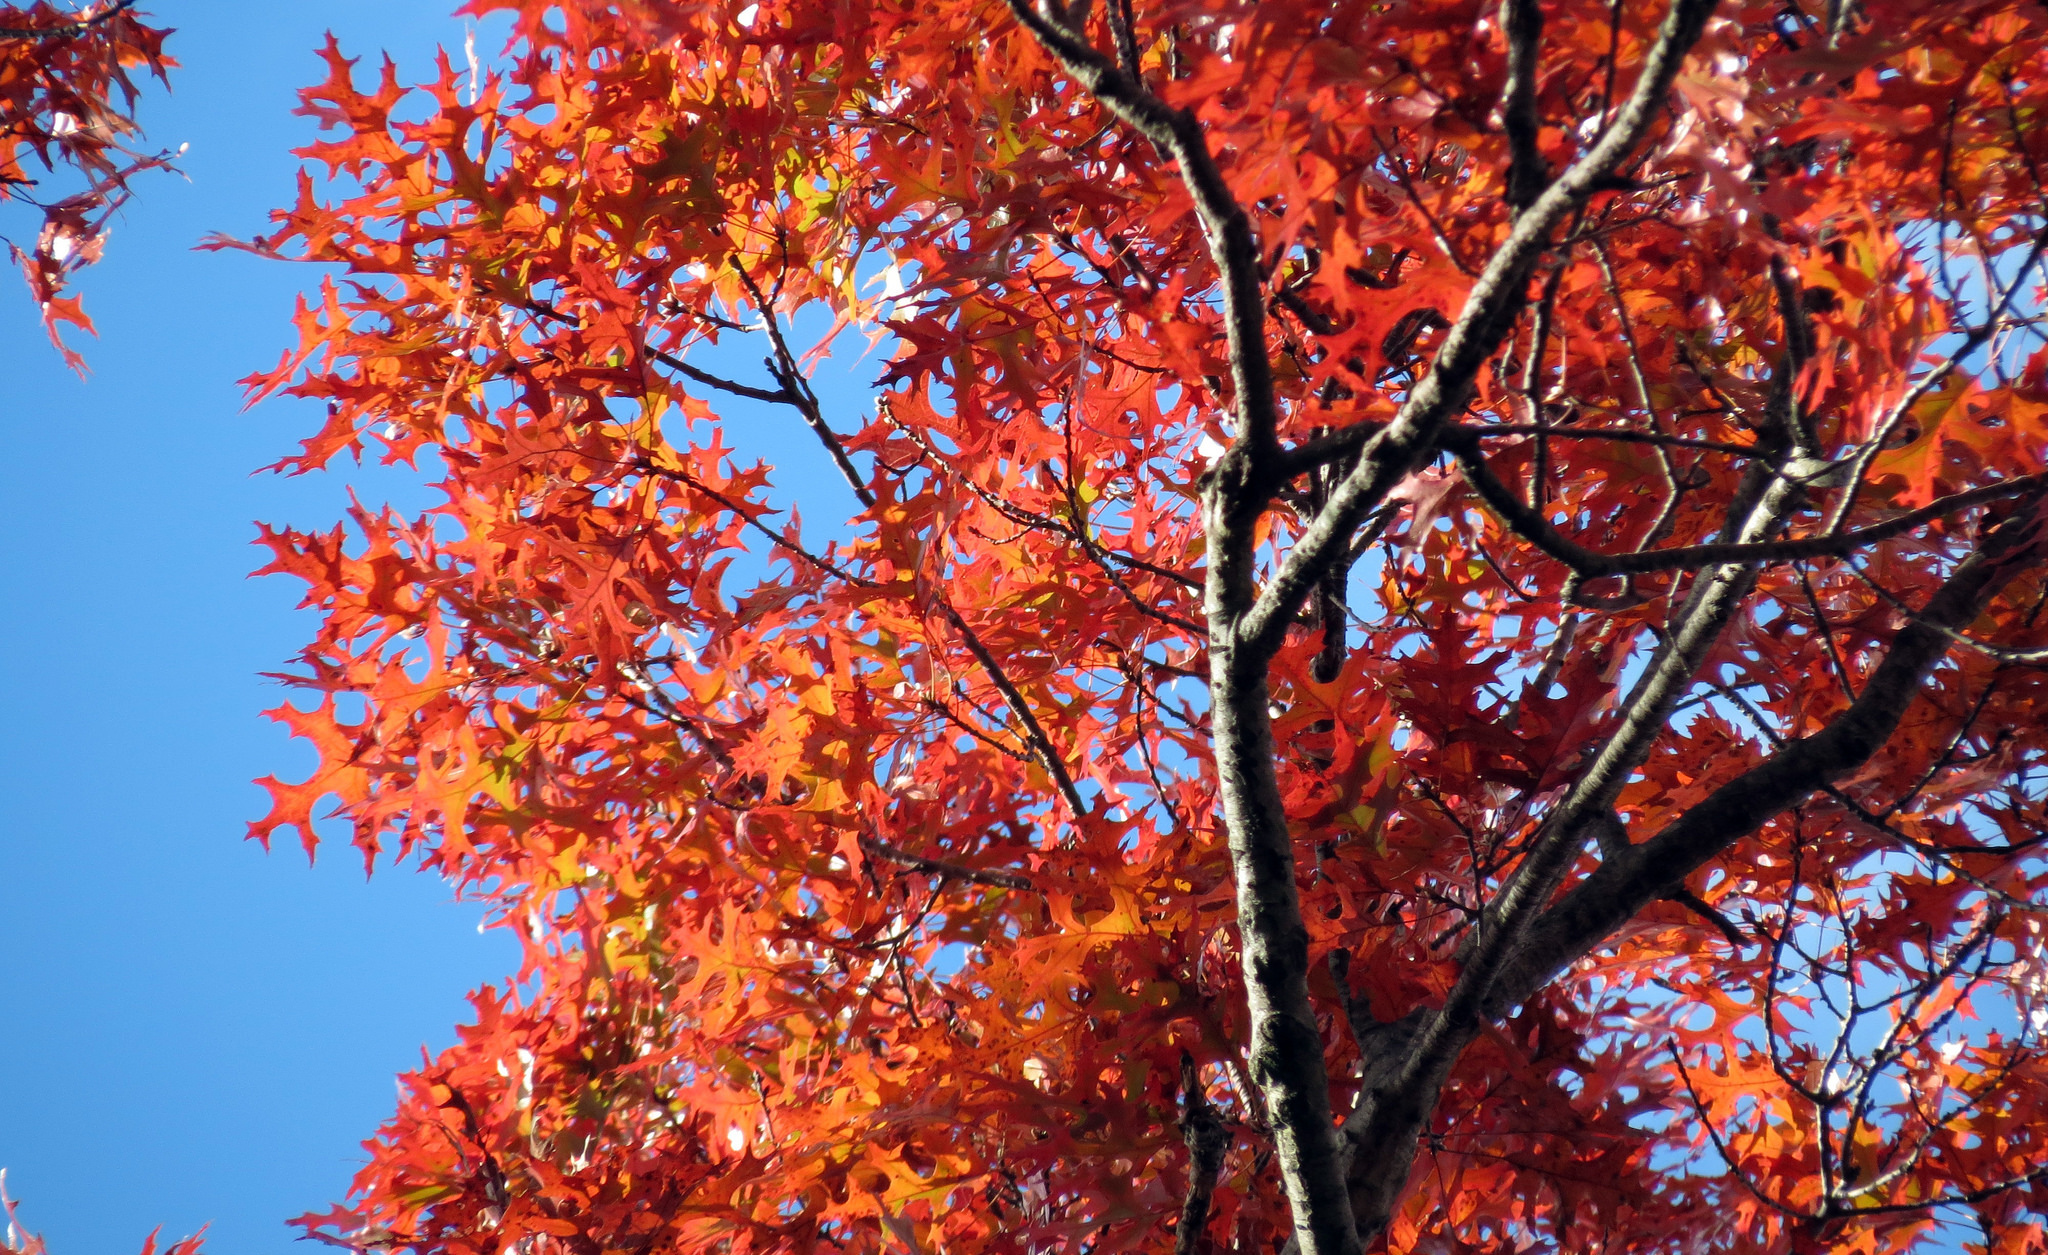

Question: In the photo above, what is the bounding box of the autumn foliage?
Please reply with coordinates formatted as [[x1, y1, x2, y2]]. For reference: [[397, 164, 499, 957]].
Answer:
[[234, 0, 2048, 1252], [0, 1173, 201, 1255], [0, 0, 172, 367]]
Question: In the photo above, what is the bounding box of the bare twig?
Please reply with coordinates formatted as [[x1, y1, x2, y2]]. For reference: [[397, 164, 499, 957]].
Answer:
[[1667, 1040, 1804, 1219]]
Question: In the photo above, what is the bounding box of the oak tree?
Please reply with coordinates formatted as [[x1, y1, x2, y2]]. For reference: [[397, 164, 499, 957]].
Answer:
[[241, 0, 2048, 1251]]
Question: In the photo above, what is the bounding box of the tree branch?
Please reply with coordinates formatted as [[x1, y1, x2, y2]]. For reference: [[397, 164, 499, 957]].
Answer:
[[638, 461, 876, 587], [1174, 1054, 1230, 1255], [1823, 223, 2048, 535], [1468, 421, 1765, 459], [729, 258, 878, 510], [935, 598, 1090, 822], [1346, 327, 1831, 1251], [1484, 510, 2044, 1016], [1279, 420, 1763, 481], [1237, 0, 1725, 666], [1500, 0, 1551, 212], [1002, 0, 1281, 467], [527, 297, 800, 408], [858, 834, 1036, 892], [1000, 6, 1360, 1249], [0, 0, 137, 40], [1846, 557, 2048, 665], [1453, 436, 2044, 583], [1283, 4, 1731, 1242]]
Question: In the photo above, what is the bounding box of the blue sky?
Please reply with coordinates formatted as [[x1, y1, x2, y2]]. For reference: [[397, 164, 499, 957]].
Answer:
[[0, 5, 519, 1253]]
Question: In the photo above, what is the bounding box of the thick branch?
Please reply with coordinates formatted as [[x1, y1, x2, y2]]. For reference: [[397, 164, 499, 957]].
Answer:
[[1485, 514, 2044, 1016], [1175, 1055, 1230, 1255], [1015, 4, 1722, 1250], [1238, 0, 1725, 664], [1500, 0, 1551, 211], [1339, 495, 2039, 1249], [1347, 169, 1801, 1251], [1003, 0, 1280, 465], [1403, 462, 1806, 1074], [1217, 2, 1719, 1246], [1205, 570, 1360, 1255], [1001, 4, 1360, 1249]]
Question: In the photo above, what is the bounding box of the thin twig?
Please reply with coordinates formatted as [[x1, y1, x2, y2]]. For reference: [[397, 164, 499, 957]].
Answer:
[[637, 460, 875, 587], [1796, 563, 1860, 701], [1455, 442, 2044, 583], [1846, 558, 2048, 666], [730, 258, 878, 509], [859, 834, 1037, 892], [1667, 1040, 1805, 1219], [1824, 223, 2048, 535], [935, 599, 1090, 821]]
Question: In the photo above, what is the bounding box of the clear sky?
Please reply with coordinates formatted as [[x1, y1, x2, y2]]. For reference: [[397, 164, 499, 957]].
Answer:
[[0, 5, 520, 1253]]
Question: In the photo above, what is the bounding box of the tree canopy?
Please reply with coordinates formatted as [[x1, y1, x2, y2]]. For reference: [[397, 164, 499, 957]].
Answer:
[[19, 0, 2048, 1251]]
